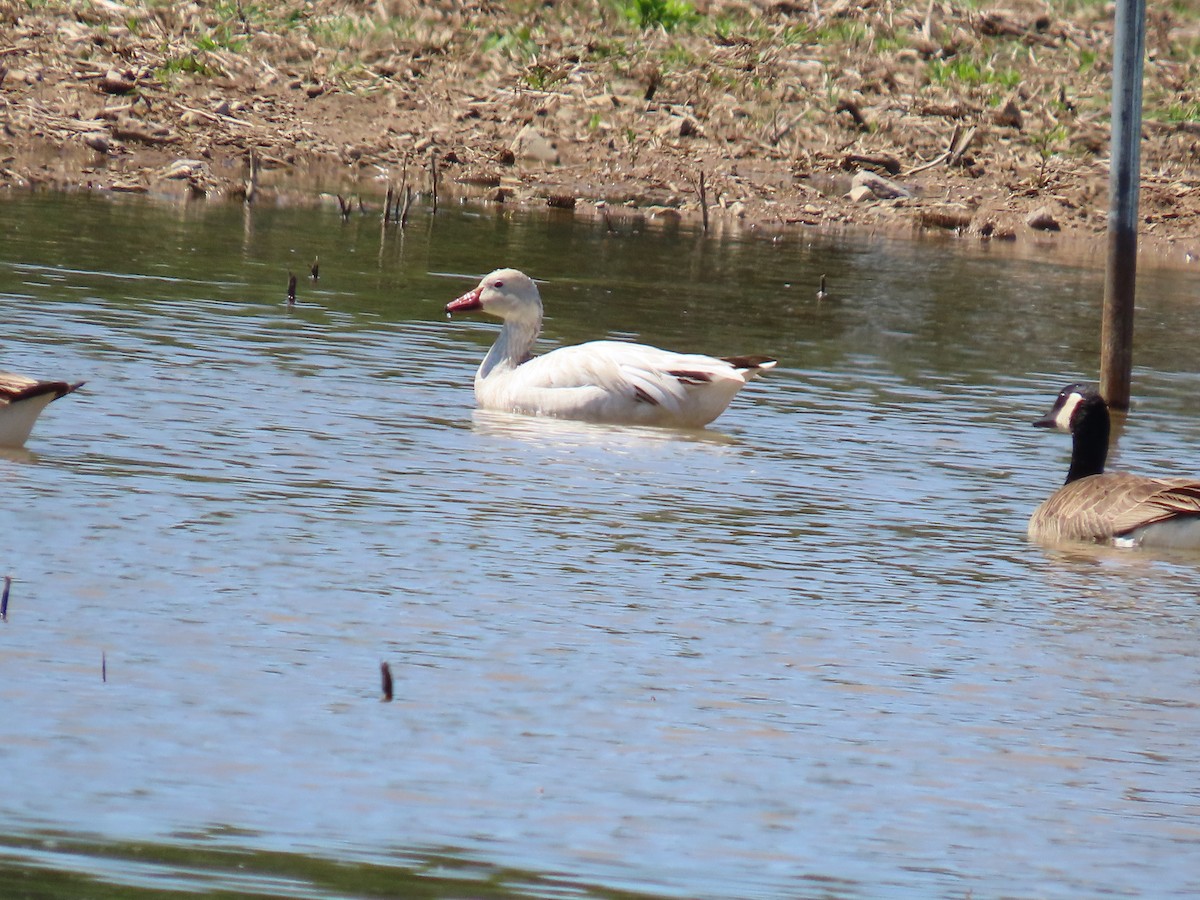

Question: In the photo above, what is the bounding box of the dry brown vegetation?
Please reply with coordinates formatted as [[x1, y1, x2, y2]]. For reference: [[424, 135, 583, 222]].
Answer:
[[2, 0, 1199, 261]]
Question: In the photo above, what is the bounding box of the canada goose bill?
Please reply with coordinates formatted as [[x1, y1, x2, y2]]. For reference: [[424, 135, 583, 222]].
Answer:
[[0, 372, 84, 449], [1028, 382, 1200, 549]]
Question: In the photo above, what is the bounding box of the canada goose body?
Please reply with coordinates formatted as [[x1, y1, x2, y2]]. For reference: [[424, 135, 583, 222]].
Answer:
[[0, 372, 84, 448], [1028, 383, 1200, 549], [445, 268, 776, 429]]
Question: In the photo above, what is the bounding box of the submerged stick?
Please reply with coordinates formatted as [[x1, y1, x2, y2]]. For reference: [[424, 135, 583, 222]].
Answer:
[[430, 151, 439, 215], [400, 186, 413, 229], [102, 650, 107, 683], [1, 575, 10, 621], [697, 170, 709, 233], [380, 661, 394, 702], [244, 147, 259, 205]]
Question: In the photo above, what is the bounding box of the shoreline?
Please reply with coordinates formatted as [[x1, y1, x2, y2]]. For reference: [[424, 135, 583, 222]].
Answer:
[[2, 0, 1198, 271], [4, 156, 1192, 276]]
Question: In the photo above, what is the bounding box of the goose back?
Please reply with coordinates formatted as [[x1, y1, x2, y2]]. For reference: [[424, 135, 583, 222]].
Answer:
[[1028, 473, 1200, 545]]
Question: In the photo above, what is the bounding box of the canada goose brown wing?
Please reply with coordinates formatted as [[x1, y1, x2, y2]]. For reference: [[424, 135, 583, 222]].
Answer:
[[0, 372, 81, 405], [1029, 473, 1200, 544], [1109, 477, 1200, 536]]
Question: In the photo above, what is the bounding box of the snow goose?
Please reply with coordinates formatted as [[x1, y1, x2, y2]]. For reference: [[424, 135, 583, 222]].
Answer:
[[445, 268, 775, 428], [1028, 382, 1200, 549], [0, 372, 84, 448]]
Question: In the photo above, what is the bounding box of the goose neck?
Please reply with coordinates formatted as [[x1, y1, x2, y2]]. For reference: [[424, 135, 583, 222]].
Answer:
[[1066, 403, 1110, 483], [479, 315, 540, 381]]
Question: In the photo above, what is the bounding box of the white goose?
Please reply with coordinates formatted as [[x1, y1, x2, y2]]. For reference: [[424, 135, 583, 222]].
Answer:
[[445, 268, 776, 428], [0, 372, 84, 448]]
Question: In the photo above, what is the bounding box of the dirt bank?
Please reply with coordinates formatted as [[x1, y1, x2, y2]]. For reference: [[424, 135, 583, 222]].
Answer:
[[2, 0, 1199, 265]]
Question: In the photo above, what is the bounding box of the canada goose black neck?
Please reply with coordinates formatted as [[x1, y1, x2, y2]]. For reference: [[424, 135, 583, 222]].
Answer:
[[1065, 394, 1109, 483]]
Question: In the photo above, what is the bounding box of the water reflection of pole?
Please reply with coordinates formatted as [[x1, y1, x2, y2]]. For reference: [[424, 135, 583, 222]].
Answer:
[[1099, 0, 1145, 411]]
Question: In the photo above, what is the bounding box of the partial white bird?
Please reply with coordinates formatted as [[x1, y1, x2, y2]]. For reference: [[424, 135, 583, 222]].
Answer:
[[445, 268, 775, 428], [1028, 382, 1200, 549], [0, 372, 84, 448]]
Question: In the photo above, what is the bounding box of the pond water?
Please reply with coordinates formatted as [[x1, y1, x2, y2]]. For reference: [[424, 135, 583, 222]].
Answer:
[[2, 191, 1200, 899]]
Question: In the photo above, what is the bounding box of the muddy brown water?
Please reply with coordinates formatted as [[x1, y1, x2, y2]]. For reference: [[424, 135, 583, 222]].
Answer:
[[3, 192, 1200, 899]]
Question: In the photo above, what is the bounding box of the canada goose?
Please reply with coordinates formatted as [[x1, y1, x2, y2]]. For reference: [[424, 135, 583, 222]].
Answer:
[[0, 372, 84, 448], [816, 274, 829, 302], [445, 268, 775, 428], [1028, 383, 1200, 549]]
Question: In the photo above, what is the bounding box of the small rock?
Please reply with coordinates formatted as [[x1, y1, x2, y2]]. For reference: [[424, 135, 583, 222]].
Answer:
[[655, 115, 700, 139], [1026, 207, 1061, 231], [510, 124, 559, 165], [917, 207, 973, 230], [99, 69, 136, 95], [647, 206, 682, 221], [161, 159, 206, 180], [993, 94, 1023, 130], [848, 183, 874, 203], [848, 170, 913, 201], [82, 132, 110, 154]]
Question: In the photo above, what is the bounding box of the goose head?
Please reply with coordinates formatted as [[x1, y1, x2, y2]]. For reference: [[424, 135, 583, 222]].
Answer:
[[1034, 382, 1110, 482], [446, 268, 542, 325]]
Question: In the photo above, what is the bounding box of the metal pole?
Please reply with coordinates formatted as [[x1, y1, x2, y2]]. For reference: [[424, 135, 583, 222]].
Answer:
[[1099, 0, 1146, 411]]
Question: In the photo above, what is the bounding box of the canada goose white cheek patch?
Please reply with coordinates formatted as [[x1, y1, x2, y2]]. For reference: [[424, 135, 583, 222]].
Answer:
[[1054, 392, 1083, 432]]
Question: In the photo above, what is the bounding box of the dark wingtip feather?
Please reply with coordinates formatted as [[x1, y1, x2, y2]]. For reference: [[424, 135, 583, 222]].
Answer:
[[721, 355, 777, 372]]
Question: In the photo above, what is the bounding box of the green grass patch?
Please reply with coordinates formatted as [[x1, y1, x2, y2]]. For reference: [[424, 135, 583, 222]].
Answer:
[[482, 25, 541, 62], [928, 56, 1021, 88], [661, 40, 697, 70], [814, 20, 868, 47], [1163, 101, 1200, 123], [616, 0, 700, 32], [874, 32, 910, 53], [157, 53, 218, 80], [521, 63, 567, 91], [309, 13, 420, 47]]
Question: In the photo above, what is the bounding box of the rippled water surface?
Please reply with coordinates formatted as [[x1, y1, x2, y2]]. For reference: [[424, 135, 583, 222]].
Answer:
[[3, 193, 1200, 899]]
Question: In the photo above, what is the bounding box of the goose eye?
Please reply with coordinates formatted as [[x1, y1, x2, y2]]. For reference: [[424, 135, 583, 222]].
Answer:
[[493, 280, 504, 289]]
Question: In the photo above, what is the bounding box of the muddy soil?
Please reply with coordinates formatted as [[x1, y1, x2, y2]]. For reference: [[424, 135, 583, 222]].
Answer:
[[2, 0, 1199, 265]]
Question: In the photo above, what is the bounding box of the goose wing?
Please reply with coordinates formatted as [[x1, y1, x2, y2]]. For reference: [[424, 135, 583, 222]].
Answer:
[[0, 372, 83, 406], [1030, 473, 1200, 544], [484, 341, 773, 426], [1110, 477, 1200, 535]]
